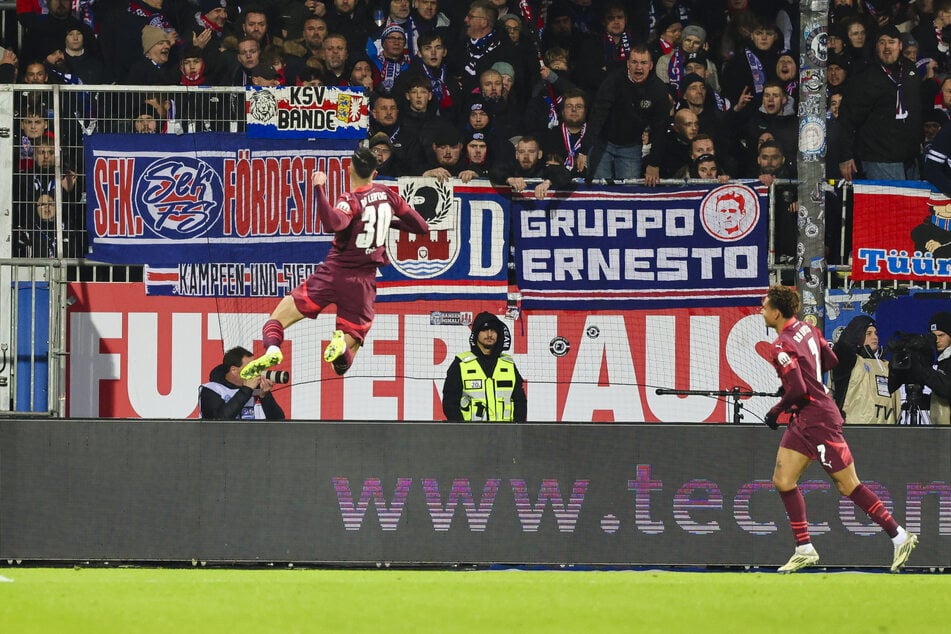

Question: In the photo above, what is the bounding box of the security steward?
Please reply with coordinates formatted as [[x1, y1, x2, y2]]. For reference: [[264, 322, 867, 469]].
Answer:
[[442, 312, 527, 422]]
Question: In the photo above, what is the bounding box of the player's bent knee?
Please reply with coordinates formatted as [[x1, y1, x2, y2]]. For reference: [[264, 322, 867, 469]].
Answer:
[[772, 475, 797, 492], [833, 477, 859, 496], [836, 482, 855, 496], [274, 296, 306, 326]]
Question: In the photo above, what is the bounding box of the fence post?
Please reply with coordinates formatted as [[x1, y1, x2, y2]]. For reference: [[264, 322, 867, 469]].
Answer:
[[797, 1, 829, 329]]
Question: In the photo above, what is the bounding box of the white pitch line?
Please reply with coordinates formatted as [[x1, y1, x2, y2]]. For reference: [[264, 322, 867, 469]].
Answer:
[[0, 575, 13, 582]]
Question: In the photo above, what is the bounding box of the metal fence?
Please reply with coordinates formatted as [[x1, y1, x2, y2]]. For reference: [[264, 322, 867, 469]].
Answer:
[[0, 84, 929, 415], [1, 84, 253, 414], [0, 259, 65, 415]]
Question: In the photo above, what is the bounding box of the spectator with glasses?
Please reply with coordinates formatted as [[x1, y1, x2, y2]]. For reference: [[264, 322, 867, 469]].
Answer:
[[541, 88, 589, 178], [368, 23, 411, 92], [449, 1, 515, 95]]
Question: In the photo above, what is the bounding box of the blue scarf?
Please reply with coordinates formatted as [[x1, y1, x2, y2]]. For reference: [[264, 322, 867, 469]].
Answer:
[[744, 48, 766, 95], [933, 215, 951, 231], [667, 48, 684, 88]]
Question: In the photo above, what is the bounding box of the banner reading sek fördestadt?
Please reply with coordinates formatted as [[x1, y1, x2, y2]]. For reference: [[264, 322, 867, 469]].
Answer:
[[85, 132, 353, 269]]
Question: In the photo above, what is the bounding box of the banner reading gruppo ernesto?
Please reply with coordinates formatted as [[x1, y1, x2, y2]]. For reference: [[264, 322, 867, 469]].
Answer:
[[514, 182, 769, 309]]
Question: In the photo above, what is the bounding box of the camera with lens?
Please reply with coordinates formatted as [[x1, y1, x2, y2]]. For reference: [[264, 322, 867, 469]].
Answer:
[[262, 370, 289, 384], [887, 332, 934, 370]]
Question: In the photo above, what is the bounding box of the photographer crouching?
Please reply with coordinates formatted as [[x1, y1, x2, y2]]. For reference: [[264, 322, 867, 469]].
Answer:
[[199, 346, 286, 420], [886, 312, 951, 425]]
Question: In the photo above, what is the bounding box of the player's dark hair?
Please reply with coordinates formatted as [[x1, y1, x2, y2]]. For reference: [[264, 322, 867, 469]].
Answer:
[[223, 346, 253, 370], [766, 285, 800, 318], [351, 142, 378, 179]]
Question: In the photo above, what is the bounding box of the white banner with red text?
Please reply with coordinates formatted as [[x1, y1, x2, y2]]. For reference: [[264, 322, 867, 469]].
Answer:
[[67, 284, 778, 423]]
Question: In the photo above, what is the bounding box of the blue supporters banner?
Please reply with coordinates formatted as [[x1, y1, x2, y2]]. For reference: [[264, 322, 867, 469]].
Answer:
[[85, 132, 355, 295], [376, 178, 510, 302], [513, 183, 769, 310], [84, 135, 508, 300], [245, 86, 369, 139]]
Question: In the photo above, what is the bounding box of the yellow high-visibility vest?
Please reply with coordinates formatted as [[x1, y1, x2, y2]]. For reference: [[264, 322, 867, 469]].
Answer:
[[456, 352, 517, 422]]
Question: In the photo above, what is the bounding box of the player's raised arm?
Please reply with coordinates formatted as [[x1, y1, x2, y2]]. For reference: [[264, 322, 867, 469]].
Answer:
[[389, 193, 429, 235], [312, 170, 352, 232]]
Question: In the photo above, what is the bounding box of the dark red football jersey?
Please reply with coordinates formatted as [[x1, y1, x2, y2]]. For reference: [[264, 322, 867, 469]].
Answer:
[[317, 181, 428, 270], [768, 318, 844, 428]]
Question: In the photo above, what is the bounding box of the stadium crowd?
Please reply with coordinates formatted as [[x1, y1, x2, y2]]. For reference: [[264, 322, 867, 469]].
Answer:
[[2, 0, 950, 260]]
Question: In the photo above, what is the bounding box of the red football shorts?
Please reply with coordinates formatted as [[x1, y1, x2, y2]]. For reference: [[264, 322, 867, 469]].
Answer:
[[290, 263, 375, 343], [780, 421, 855, 474]]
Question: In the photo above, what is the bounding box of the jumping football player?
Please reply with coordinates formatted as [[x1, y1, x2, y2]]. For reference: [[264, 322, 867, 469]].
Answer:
[[241, 142, 429, 378]]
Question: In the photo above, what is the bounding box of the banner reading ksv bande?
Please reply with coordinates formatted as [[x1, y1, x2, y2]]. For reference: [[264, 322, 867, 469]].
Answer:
[[514, 183, 769, 309], [245, 86, 369, 139], [85, 132, 354, 271], [851, 180, 951, 282]]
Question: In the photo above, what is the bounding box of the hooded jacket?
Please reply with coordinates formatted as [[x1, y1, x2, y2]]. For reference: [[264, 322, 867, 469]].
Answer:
[[832, 315, 878, 410], [442, 311, 527, 422], [832, 315, 900, 424]]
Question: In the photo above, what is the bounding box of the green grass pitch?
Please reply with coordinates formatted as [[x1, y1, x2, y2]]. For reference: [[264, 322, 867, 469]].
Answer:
[[1, 567, 949, 633]]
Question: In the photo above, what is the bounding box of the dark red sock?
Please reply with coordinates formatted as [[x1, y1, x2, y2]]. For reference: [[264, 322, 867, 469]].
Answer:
[[779, 487, 811, 546], [262, 319, 284, 349], [848, 484, 899, 538]]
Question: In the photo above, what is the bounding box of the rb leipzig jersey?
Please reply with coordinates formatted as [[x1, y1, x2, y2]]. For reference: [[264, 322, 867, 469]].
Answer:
[[770, 319, 844, 429], [319, 182, 427, 271]]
